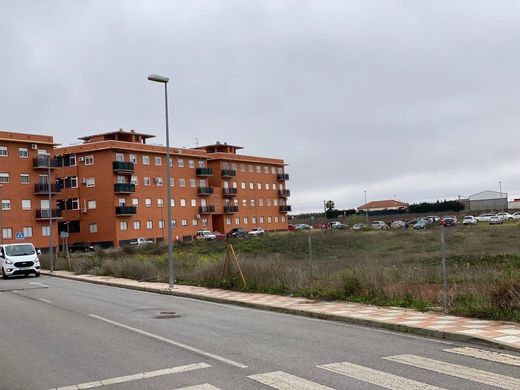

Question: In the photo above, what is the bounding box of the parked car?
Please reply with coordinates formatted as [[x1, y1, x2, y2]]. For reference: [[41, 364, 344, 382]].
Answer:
[[476, 213, 495, 222], [426, 216, 440, 223], [195, 230, 216, 241], [212, 231, 226, 240], [248, 227, 265, 236], [440, 217, 457, 226], [326, 221, 341, 229], [227, 228, 248, 238], [68, 242, 95, 252], [413, 220, 430, 229], [331, 223, 349, 229], [390, 220, 407, 229], [513, 212, 520, 220], [288, 224, 296, 231], [295, 224, 313, 230], [489, 215, 503, 225], [352, 223, 366, 230], [370, 221, 388, 229], [462, 216, 478, 225], [0, 243, 41, 278], [130, 237, 154, 246], [495, 212, 513, 221]]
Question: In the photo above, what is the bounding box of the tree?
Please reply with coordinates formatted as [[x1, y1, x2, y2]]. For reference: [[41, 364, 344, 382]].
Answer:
[[325, 200, 335, 211]]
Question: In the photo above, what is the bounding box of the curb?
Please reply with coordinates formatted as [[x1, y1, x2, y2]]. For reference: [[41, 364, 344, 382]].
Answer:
[[41, 271, 520, 353]]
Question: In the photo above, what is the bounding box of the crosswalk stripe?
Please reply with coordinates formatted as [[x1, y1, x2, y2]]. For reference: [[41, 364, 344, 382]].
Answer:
[[444, 347, 520, 367], [49, 363, 211, 390], [318, 362, 446, 390], [384, 354, 520, 390], [248, 371, 334, 389], [171, 385, 221, 390]]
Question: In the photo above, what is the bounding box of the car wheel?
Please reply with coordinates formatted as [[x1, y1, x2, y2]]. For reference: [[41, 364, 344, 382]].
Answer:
[[1, 268, 7, 279], [35, 272, 40, 277]]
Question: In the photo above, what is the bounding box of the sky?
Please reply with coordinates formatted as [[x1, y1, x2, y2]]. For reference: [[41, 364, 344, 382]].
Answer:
[[1, 0, 520, 213]]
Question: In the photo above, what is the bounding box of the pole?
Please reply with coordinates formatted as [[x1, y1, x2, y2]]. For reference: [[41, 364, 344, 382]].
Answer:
[[0, 185, 3, 244], [364, 190, 368, 225], [164, 82, 174, 289], [308, 228, 313, 288], [499, 181, 504, 214], [323, 200, 327, 224], [48, 158, 53, 272], [440, 225, 448, 314]]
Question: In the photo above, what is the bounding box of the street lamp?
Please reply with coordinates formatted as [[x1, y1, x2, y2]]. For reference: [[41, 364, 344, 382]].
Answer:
[[0, 184, 3, 244], [364, 190, 368, 225], [148, 74, 174, 289], [47, 157, 53, 272], [499, 181, 504, 214]]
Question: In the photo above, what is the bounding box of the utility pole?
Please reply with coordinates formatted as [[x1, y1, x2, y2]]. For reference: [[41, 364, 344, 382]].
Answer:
[[364, 190, 368, 225], [47, 157, 53, 272]]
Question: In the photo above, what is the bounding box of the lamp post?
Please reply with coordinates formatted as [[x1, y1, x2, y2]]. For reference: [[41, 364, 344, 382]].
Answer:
[[499, 181, 504, 214], [148, 74, 174, 288], [48, 157, 53, 272], [364, 190, 368, 225], [0, 184, 3, 244]]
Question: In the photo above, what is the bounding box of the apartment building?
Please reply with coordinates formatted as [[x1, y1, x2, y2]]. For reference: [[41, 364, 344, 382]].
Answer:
[[0, 128, 290, 248]]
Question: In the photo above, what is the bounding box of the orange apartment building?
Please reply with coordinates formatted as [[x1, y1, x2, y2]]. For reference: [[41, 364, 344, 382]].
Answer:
[[0, 129, 290, 249]]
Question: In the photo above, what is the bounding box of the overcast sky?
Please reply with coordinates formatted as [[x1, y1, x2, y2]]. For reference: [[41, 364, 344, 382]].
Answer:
[[2, 0, 520, 212]]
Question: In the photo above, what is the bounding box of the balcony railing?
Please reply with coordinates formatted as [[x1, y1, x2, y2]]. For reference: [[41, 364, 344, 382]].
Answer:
[[35, 209, 63, 220], [199, 205, 215, 214], [277, 189, 291, 198], [279, 205, 292, 213], [277, 173, 290, 181], [198, 186, 214, 196], [32, 156, 61, 169], [114, 183, 136, 193], [115, 206, 137, 216], [221, 169, 236, 178], [222, 188, 238, 197], [112, 161, 134, 173], [34, 183, 61, 194], [223, 205, 239, 214], [196, 167, 213, 177]]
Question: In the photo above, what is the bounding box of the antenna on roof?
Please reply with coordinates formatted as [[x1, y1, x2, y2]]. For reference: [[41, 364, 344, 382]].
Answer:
[[193, 137, 199, 147]]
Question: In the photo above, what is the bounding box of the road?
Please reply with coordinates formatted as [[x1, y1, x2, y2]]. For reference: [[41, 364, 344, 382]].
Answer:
[[1, 276, 519, 390]]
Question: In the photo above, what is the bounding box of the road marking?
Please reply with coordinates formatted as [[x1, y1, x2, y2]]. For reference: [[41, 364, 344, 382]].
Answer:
[[318, 361, 446, 389], [171, 385, 221, 390], [444, 347, 520, 367], [30, 281, 48, 287], [89, 314, 248, 368], [248, 371, 334, 389], [384, 354, 520, 389], [49, 362, 210, 390], [39, 298, 52, 303]]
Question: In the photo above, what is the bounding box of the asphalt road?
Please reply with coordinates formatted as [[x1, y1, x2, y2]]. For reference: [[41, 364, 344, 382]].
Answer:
[[1, 276, 519, 390]]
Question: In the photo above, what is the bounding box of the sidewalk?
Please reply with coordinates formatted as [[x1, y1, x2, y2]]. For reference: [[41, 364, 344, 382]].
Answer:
[[42, 270, 520, 352]]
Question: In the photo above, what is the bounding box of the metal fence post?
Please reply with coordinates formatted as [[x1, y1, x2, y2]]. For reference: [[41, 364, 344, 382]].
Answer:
[[308, 229, 313, 287], [440, 225, 448, 314]]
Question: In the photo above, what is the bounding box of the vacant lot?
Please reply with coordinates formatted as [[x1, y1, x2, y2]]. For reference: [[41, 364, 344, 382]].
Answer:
[[44, 223, 520, 322]]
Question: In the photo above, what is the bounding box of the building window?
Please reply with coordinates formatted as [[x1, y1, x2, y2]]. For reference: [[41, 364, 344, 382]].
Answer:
[[240, 164, 245, 172], [257, 182, 262, 190], [248, 164, 253, 172], [0, 173, 9, 183], [179, 179, 185, 187], [115, 153, 124, 162], [273, 199, 278, 206], [265, 183, 269, 190], [181, 219, 188, 226], [132, 198, 139, 207], [235, 217, 240, 225], [251, 199, 255, 207], [1, 199, 11, 210], [188, 160, 194, 168], [202, 218, 208, 226], [249, 182, 254, 190], [158, 220, 164, 229], [268, 216, 272, 223], [252, 217, 257, 224], [129, 154, 137, 163], [84, 155, 94, 165], [145, 198, 152, 207], [143, 155, 150, 165], [264, 166, 269, 174], [259, 199, 264, 206], [223, 162, 228, 170], [146, 220, 153, 229], [192, 218, 198, 226], [272, 183, 276, 190], [155, 156, 162, 166], [177, 159, 184, 167], [20, 174, 30, 184], [87, 200, 96, 209], [170, 198, 175, 207], [0, 146, 8, 157], [19, 148, 29, 158], [275, 216, 279, 223], [89, 224, 98, 233], [271, 167, 276, 174], [23, 226, 33, 238], [198, 160, 205, 168], [180, 198, 186, 207], [41, 226, 50, 237], [172, 219, 177, 228], [199, 179, 206, 187], [259, 217, 264, 224], [120, 221, 128, 231], [281, 216, 286, 223], [157, 198, 164, 207], [244, 217, 249, 225], [144, 177, 151, 186], [226, 217, 231, 225], [21, 199, 31, 210], [2, 228, 12, 239], [189, 179, 196, 188], [256, 165, 261, 173], [191, 199, 197, 207], [169, 178, 174, 187], [85, 177, 95, 187], [155, 177, 163, 186], [278, 167, 283, 174], [266, 199, 272, 206], [242, 199, 247, 207]]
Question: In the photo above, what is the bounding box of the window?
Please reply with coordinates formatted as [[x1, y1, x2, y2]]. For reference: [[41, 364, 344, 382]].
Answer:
[[20, 174, 30, 184], [251, 199, 255, 207], [268, 216, 272, 223], [267, 199, 272, 206], [157, 198, 164, 207], [235, 218, 240, 224], [281, 216, 286, 223], [68, 198, 80, 210], [0, 146, 8, 156], [116, 175, 126, 184], [278, 167, 283, 174], [179, 179, 185, 187], [177, 159, 184, 167], [170, 198, 175, 207], [21, 199, 31, 210], [244, 217, 248, 225], [62, 154, 76, 166], [223, 162, 228, 170], [192, 218, 198, 226], [143, 155, 150, 165], [231, 163, 237, 171], [226, 217, 231, 225], [188, 160, 194, 168], [249, 182, 254, 190], [252, 217, 257, 224], [19, 148, 28, 158], [159, 220, 165, 229], [272, 183, 276, 190], [89, 224, 98, 233], [201, 218, 208, 226], [248, 164, 253, 172], [146, 220, 153, 229], [242, 199, 247, 207], [84, 155, 94, 165], [41, 226, 50, 237], [169, 178, 174, 187], [155, 177, 163, 186], [189, 179, 196, 188], [240, 164, 245, 172], [169, 158, 173, 167], [264, 166, 269, 174], [155, 156, 162, 166], [180, 198, 186, 207], [172, 219, 177, 228], [0, 173, 9, 183], [85, 177, 95, 187], [259, 199, 264, 206], [273, 199, 278, 206], [120, 221, 128, 231], [271, 167, 276, 174], [144, 177, 151, 186], [2, 227, 13, 239], [265, 183, 269, 190], [87, 200, 96, 209], [198, 160, 205, 168], [181, 219, 188, 226], [241, 182, 246, 189], [259, 217, 264, 224], [232, 181, 237, 189], [132, 198, 139, 207], [199, 179, 206, 187], [1, 199, 11, 210], [129, 154, 137, 163], [191, 199, 197, 207], [23, 226, 33, 238], [257, 183, 262, 190], [145, 198, 152, 207], [256, 165, 261, 173], [275, 216, 279, 223], [115, 153, 124, 162]]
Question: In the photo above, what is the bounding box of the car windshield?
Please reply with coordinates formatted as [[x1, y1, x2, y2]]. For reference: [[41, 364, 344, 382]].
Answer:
[[5, 244, 36, 256]]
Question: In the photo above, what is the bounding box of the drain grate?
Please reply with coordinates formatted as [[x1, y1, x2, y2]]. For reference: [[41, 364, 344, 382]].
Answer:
[[155, 310, 180, 319]]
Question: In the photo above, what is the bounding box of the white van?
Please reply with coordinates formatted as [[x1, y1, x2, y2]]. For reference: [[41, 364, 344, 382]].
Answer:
[[195, 230, 216, 241], [0, 243, 41, 279]]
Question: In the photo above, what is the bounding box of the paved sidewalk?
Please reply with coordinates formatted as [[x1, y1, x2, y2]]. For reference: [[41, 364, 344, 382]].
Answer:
[[43, 270, 520, 352]]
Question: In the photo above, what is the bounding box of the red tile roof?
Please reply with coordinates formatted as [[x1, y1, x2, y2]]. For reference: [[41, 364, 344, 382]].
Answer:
[[358, 199, 408, 210]]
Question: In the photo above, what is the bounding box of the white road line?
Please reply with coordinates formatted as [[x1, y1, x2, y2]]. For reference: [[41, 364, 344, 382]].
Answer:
[[444, 347, 520, 367], [171, 384, 221, 390], [30, 282, 48, 287], [39, 298, 52, 303], [384, 354, 520, 389], [318, 361, 446, 390], [49, 362, 210, 390], [89, 314, 248, 368], [248, 371, 334, 389]]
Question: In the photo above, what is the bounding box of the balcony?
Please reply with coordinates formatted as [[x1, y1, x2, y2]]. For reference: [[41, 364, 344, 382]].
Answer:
[[196, 167, 213, 177], [34, 183, 61, 195], [223, 205, 239, 214], [221, 169, 236, 178], [35, 209, 63, 220], [198, 186, 214, 196], [199, 205, 215, 214], [115, 206, 137, 216], [32, 156, 61, 169], [114, 183, 136, 193], [278, 189, 291, 198], [279, 205, 292, 213], [222, 188, 238, 197], [277, 173, 290, 181], [112, 161, 134, 174]]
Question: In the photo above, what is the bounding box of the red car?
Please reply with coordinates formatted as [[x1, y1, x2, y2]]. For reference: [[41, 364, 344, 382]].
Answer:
[[288, 224, 296, 231], [440, 217, 457, 226], [212, 231, 227, 240]]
